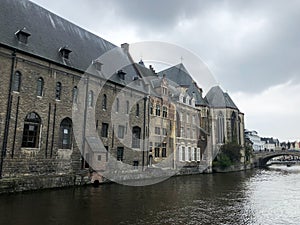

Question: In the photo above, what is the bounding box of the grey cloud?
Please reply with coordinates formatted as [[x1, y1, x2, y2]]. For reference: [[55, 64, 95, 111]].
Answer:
[[31, 0, 300, 93]]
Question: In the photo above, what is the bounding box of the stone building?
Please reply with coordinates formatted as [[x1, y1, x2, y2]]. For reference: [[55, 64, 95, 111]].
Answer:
[[158, 64, 211, 172], [0, 0, 246, 190], [205, 86, 245, 162]]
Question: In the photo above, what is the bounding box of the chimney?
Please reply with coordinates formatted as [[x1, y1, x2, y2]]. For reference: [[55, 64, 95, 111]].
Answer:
[[121, 43, 129, 54]]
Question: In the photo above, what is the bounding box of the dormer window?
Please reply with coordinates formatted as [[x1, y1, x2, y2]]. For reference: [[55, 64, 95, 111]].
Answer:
[[15, 27, 31, 44], [92, 60, 103, 71], [59, 46, 72, 59], [118, 70, 126, 80]]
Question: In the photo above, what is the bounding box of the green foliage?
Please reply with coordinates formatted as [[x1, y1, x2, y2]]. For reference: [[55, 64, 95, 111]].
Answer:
[[244, 145, 253, 162], [213, 153, 232, 169], [220, 142, 242, 163], [213, 142, 242, 169]]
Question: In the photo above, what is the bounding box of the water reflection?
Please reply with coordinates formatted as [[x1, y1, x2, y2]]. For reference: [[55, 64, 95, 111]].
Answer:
[[0, 166, 300, 225]]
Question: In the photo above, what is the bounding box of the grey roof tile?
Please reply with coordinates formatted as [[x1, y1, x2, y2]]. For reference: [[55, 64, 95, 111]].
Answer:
[[158, 63, 208, 106], [0, 0, 115, 71], [205, 86, 238, 109]]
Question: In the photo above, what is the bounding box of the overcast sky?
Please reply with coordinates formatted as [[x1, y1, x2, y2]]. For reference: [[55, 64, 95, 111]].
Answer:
[[31, 0, 300, 141]]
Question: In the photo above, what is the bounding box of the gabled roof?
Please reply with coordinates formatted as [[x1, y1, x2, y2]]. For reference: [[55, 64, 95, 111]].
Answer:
[[205, 86, 238, 110], [158, 63, 208, 106], [0, 0, 115, 71]]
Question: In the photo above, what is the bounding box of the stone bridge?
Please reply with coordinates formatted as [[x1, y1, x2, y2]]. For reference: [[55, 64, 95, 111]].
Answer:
[[254, 150, 300, 167]]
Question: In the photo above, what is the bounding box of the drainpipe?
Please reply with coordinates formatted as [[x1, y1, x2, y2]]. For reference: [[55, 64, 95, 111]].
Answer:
[[81, 75, 89, 169], [142, 96, 148, 170], [0, 50, 16, 178]]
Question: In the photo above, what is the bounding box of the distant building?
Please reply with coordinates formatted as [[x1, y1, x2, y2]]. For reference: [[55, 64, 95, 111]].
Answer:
[[245, 130, 264, 151], [261, 137, 280, 151]]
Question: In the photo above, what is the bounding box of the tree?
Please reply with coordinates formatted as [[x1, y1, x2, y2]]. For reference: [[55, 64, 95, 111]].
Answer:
[[213, 142, 242, 169], [220, 142, 242, 163]]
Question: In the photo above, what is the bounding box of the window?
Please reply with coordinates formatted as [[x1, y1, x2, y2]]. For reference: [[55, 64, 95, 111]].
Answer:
[[116, 98, 119, 113], [132, 126, 141, 148], [194, 147, 197, 161], [191, 148, 195, 161], [154, 127, 161, 135], [118, 125, 125, 139], [182, 147, 185, 161], [22, 112, 41, 148], [197, 148, 201, 161], [187, 128, 190, 138], [101, 123, 109, 137], [88, 90, 93, 107], [126, 101, 129, 114], [217, 112, 225, 143], [60, 118, 72, 149], [179, 146, 183, 161], [13, 71, 21, 92], [136, 103, 140, 117], [150, 102, 153, 115], [162, 87, 168, 95], [117, 147, 124, 161], [186, 147, 190, 162], [156, 104, 161, 116], [59, 46, 72, 59], [73, 86, 78, 103], [16, 28, 31, 44], [37, 77, 44, 97], [155, 147, 160, 157], [162, 143, 167, 157], [183, 97, 186, 103], [162, 106, 168, 118], [162, 128, 167, 136], [180, 127, 184, 137], [102, 94, 107, 110], [55, 82, 62, 100]]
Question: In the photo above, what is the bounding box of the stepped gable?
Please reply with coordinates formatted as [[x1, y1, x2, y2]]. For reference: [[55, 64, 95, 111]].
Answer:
[[0, 0, 116, 71], [205, 86, 238, 110], [158, 63, 208, 106]]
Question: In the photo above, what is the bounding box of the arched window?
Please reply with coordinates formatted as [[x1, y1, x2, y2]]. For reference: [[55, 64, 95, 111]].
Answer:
[[156, 104, 161, 116], [60, 118, 72, 149], [102, 94, 107, 110], [22, 112, 41, 148], [136, 103, 140, 117], [88, 90, 93, 107], [37, 77, 44, 96], [13, 71, 21, 92], [72, 86, 78, 103], [231, 112, 237, 142], [116, 98, 119, 113], [217, 112, 225, 144], [55, 82, 62, 100], [126, 101, 129, 114], [132, 126, 141, 148]]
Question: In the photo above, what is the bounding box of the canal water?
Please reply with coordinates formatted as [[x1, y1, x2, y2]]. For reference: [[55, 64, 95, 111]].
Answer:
[[1, 165, 300, 225]]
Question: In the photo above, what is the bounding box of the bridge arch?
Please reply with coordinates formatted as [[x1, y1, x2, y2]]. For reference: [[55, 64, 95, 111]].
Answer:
[[255, 151, 300, 167]]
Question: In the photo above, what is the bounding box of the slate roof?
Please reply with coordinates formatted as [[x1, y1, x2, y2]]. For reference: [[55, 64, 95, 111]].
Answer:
[[0, 0, 116, 71], [157, 63, 208, 106], [205, 86, 238, 110]]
